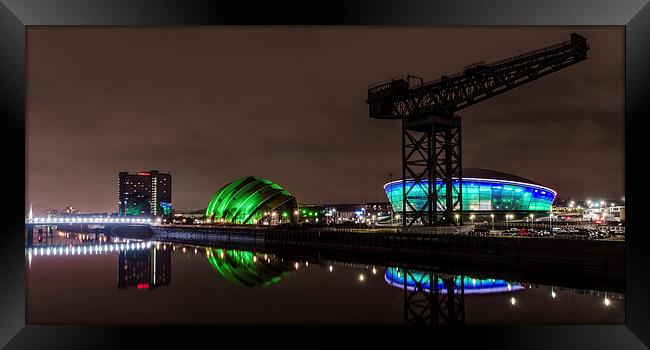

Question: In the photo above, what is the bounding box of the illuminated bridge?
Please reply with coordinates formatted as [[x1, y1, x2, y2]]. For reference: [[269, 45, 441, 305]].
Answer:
[[26, 216, 152, 225], [25, 216, 154, 247]]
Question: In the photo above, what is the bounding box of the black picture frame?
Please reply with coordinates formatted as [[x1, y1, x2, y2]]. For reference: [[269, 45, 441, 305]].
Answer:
[[1, 1, 649, 348]]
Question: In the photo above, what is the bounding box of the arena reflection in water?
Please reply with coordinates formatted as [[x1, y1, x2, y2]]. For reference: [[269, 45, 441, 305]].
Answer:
[[385, 267, 525, 294]]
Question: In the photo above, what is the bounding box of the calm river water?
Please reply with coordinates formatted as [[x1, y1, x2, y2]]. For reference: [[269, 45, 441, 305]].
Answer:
[[26, 234, 624, 325]]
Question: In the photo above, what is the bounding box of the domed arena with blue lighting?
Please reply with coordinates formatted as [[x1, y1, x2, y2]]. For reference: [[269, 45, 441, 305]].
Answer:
[[384, 168, 556, 215]]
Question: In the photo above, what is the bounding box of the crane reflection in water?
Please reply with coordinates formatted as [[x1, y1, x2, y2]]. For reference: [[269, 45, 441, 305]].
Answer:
[[384, 267, 525, 325]]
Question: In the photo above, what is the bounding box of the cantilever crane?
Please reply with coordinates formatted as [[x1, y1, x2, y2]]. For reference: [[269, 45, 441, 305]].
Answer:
[[367, 33, 589, 228]]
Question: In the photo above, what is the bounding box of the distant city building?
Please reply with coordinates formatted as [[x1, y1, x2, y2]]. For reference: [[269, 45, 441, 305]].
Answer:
[[296, 202, 393, 224], [553, 199, 625, 224], [118, 170, 172, 217], [45, 209, 60, 216], [64, 206, 79, 214]]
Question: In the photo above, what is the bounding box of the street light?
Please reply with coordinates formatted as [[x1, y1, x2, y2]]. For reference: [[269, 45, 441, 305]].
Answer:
[[490, 214, 495, 230], [529, 213, 534, 227], [470, 214, 475, 225], [455, 213, 460, 224]]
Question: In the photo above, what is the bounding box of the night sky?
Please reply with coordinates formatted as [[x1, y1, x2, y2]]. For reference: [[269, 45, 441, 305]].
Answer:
[[26, 27, 624, 214]]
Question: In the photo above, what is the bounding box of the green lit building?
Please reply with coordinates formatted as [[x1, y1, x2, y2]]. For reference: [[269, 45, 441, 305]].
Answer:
[[205, 176, 298, 224]]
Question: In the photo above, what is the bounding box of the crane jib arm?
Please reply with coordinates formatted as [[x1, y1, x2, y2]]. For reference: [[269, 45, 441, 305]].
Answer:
[[367, 33, 589, 119]]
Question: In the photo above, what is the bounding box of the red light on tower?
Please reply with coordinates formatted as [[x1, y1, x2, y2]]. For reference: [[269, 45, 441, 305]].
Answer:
[[137, 283, 150, 289], [137, 172, 151, 176]]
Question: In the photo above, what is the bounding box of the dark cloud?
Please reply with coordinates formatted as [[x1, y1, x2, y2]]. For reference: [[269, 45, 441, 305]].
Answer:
[[26, 27, 623, 213]]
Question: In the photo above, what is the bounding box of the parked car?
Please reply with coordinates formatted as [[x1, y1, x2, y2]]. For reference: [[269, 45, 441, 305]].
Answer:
[[472, 228, 491, 236], [520, 228, 536, 237], [503, 228, 519, 236]]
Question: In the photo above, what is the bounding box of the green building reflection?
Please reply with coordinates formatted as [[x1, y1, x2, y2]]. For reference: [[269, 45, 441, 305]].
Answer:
[[206, 248, 291, 288]]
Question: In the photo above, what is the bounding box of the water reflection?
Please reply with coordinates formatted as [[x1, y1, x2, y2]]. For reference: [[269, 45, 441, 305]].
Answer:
[[118, 246, 171, 290], [25, 236, 625, 324], [205, 248, 290, 288], [385, 267, 525, 294]]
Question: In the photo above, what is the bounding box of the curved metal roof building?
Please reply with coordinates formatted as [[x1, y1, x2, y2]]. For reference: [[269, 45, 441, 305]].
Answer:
[[205, 176, 298, 224], [384, 168, 556, 213]]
